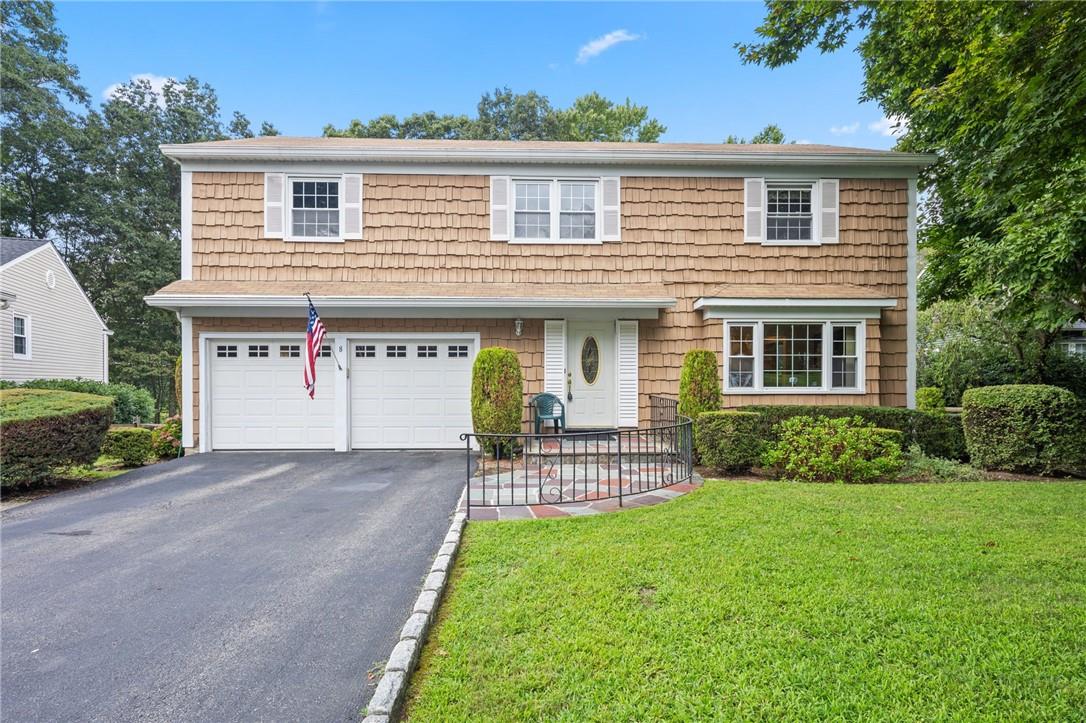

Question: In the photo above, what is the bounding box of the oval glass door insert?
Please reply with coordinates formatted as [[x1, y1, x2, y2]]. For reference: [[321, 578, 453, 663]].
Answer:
[[580, 336, 600, 384]]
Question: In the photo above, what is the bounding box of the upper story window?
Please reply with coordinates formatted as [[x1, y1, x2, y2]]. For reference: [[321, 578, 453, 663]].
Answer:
[[12, 314, 30, 359], [513, 179, 599, 242], [766, 183, 813, 242], [290, 178, 340, 240], [724, 320, 863, 393], [744, 177, 838, 246]]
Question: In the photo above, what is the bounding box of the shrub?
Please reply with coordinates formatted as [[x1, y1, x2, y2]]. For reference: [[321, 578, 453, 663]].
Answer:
[[471, 347, 523, 456], [0, 389, 114, 486], [916, 387, 946, 412], [694, 411, 763, 473], [678, 350, 721, 420], [745, 404, 966, 461], [762, 415, 904, 484], [19, 378, 154, 424], [151, 415, 184, 459], [899, 444, 984, 482], [101, 427, 153, 467], [962, 385, 1085, 474]]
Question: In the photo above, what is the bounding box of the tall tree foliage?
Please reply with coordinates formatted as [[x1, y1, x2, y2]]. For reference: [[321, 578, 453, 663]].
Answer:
[[0, 0, 87, 239], [724, 123, 788, 143], [324, 87, 666, 142], [738, 1, 1086, 331]]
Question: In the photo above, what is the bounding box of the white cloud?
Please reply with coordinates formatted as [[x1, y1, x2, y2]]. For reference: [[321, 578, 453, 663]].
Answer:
[[576, 29, 641, 64], [829, 122, 860, 135], [102, 73, 176, 107], [869, 114, 909, 137]]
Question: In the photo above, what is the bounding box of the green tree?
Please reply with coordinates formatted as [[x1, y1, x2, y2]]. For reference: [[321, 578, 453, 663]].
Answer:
[[229, 110, 254, 138], [724, 123, 787, 144], [0, 0, 88, 239], [325, 89, 666, 142], [738, 1, 1086, 331], [258, 120, 279, 136]]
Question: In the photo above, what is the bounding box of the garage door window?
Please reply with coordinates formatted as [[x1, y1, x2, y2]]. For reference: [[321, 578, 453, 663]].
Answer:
[[248, 344, 269, 358], [448, 344, 469, 358], [355, 344, 375, 358], [318, 344, 332, 358], [280, 345, 300, 358], [216, 345, 237, 358], [386, 345, 406, 358], [417, 344, 438, 358]]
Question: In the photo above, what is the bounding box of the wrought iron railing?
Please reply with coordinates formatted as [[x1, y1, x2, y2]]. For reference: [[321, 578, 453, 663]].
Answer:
[[462, 395, 693, 517]]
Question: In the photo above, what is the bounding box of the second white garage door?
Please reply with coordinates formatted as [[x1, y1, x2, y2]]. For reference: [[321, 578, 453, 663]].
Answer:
[[350, 337, 475, 449]]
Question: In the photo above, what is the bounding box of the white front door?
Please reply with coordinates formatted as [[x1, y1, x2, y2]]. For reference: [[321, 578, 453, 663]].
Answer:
[[349, 337, 475, 448], [566, 322, 615, 428]]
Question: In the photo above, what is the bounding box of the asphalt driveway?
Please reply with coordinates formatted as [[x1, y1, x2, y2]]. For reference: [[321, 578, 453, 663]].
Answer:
[[1, 451, 465, 722]]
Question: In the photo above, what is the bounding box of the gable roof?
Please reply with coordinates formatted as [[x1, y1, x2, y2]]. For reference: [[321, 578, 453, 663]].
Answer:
[[0, 237, 50, 267], [160, 137, 935, 168]]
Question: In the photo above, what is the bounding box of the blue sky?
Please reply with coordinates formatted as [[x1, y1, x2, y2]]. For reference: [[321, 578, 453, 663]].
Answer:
[[55, 1, 898, 148]]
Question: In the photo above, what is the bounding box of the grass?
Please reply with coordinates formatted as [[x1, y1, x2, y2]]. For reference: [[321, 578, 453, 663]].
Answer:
[[0, 387, 112, 422], [405, 481, 1086, 721]]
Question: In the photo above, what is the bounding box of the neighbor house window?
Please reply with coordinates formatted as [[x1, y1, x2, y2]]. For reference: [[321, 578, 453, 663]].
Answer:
[[513, 179, 598, 242], [12, 314, 29, 358], [765, 182, 814, 242], [290, 178, 339, 239], [725, 321, 863, 392]]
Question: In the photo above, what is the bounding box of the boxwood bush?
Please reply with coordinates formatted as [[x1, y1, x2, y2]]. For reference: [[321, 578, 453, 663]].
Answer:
[[471, 347, 523, 455], [0, 389, 114, 486], [101, 427, 153, 467], [962, 385, 1085, 474], [745, 404, 965, 461], [762, 415, 904, 484], [18, 378, 154, 424], [694, 411, 763, 473], [916, 387, 946, 412], [678, 350, 721, 421]]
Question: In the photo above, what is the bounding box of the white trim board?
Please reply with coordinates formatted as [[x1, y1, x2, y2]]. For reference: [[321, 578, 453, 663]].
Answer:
[[906, 177, 918, 409]]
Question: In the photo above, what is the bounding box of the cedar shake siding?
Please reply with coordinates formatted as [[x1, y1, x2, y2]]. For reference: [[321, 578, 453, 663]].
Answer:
[[181, 172, 908, 446]]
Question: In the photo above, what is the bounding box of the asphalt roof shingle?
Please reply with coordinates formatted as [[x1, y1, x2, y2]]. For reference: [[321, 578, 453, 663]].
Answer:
[[0, 237, 50, 266]]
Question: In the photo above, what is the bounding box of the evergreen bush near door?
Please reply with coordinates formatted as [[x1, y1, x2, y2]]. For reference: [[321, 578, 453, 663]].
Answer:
[[471, 347, 524, 455], [0, 389, 114, 486], [962, 385, 1085, 474]]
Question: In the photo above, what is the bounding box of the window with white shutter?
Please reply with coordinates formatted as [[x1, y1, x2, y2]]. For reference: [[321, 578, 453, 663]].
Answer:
[[342, 173, 363, 239], [819, 178, 839, 243], [490, 176, 511, 241], [601, 177, 621, 242], [264, 173, 285, 238], [743, 177, 764, 243]]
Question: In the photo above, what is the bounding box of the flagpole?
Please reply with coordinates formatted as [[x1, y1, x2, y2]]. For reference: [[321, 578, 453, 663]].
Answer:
[[304, 292, 343, 371]]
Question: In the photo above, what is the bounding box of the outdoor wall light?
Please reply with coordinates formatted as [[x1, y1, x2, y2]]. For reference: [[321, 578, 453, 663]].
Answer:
[[514, 318, 524, 337]]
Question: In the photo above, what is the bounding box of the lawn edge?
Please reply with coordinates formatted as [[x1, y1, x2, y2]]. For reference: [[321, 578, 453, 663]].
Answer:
[[362, 485, 468, 723]]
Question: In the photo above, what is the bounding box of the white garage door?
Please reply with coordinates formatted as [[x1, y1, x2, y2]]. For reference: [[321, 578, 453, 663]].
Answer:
[[350, 338, 475, 449], [208, 339, 336, 450]]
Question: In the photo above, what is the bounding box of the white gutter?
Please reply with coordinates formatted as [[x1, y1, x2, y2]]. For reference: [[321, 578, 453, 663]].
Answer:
[[159, 143, 936, 168], [145, 294, 676, 310], [694, 297, 898, 310]]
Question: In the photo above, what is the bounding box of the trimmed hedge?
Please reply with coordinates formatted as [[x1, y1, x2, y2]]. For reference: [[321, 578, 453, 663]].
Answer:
[[102, 427, 153, 467], [694, 411, 764, 473], [0, 389, 114, 486], [18, 378, 154, 424], [744, 404, 965, 461], [762, 415, 904, 484], [471, 347, 523, 455], [962, 385, 1085, 474], [678, 350, 721, 422], [916, 387, 946, 412]]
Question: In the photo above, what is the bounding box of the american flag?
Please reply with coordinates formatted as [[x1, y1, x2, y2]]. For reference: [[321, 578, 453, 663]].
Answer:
[[304, 298, 327, 399]]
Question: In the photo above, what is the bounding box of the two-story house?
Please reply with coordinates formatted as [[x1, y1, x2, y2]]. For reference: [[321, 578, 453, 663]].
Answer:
[[146, 138, 930, 453]]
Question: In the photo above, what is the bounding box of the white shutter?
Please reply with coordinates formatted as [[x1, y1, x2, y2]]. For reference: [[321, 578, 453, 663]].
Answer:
[[342, 173, 363, 239], [543, 320, 566, 397], [264, 173, 285, 238], [600, 176, 621, 242], [615, 320, 639, 427], [490, 176, 511, 241], [743, 177, 764, 243], [819, 178, 839, 243]]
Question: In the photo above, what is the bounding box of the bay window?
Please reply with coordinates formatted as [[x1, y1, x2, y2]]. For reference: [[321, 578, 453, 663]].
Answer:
[[725, 321, 864, 392]]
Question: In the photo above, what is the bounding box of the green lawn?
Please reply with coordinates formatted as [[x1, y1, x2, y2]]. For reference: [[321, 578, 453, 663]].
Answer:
[[405, 481, 1086, 721]]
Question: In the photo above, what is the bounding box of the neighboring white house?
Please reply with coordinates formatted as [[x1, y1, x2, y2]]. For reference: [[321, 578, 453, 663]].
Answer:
[[0, 237, 111, 382]]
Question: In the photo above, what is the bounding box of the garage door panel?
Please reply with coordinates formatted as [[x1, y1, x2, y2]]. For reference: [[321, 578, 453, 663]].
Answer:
[[350, 337, 475, 449], [209, 338, 335, 450]]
